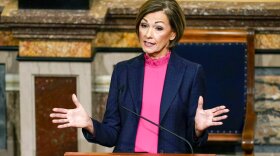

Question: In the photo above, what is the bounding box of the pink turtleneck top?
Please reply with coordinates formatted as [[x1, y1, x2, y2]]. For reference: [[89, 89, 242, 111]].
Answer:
[[134, 52, 171, 153]]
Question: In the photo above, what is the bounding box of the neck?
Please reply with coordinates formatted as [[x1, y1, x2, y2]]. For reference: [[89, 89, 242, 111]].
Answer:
[[147, 49, 170, 59]]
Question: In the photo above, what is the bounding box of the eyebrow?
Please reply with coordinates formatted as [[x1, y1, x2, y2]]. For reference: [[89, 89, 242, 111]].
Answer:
[[141, 18, 165, 24]]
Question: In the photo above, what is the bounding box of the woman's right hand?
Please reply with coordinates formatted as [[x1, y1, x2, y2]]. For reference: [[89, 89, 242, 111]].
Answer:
[[50, 94, 94, 134]]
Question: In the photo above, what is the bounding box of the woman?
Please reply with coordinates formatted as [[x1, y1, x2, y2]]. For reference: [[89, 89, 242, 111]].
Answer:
[[50, 0, 229, 153]]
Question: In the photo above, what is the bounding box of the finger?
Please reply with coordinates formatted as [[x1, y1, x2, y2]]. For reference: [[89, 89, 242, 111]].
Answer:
[[213, 108, 230, 116], [197, 96, 204, 110], [50, 113, 67, 119], [211, 122, 223, 126], [210, 105, 226, 113], [57, 123, 71, 129], [72, 94, 81, 108], [52, 119, 69, 123], [52, 108, 68, 113], [212, 115, 228, 122]]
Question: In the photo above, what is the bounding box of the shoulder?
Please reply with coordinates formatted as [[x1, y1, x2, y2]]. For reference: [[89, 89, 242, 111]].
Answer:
[[113, 53, 144, 72], [171, 52, 203, 71]]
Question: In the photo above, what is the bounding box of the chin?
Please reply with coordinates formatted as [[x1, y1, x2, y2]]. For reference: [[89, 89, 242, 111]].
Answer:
[[143, 48, 156, 54], [144, 51, 157, 56]]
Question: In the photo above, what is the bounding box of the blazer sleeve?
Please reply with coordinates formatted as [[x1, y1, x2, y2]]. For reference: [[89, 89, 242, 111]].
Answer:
[[82, 64, 121, 147], [186, 64, 208, 147]]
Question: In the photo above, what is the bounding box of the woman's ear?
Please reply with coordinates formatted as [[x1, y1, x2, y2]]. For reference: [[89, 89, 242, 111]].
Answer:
[[170, 32, 176, 41]]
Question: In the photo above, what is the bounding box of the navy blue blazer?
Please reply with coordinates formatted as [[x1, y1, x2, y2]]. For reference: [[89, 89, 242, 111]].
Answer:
[[83, 52, 208, 153]]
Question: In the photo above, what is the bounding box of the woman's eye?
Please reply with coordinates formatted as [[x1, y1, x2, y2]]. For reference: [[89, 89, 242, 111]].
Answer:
[[155, 26, 163, 31], [140, 23, 148, 28]]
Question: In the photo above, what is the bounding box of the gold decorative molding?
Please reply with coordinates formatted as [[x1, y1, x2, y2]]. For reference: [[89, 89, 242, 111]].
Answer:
[[19, 40, 92, 58], [255, 34, 280, 49], [94, 32, 140, 47], [0, 0, 12, 8], [0, 29, 18, 46]]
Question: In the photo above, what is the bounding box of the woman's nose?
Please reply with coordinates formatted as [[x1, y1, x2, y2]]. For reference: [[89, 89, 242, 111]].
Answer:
[[145, 28, 153, 38]]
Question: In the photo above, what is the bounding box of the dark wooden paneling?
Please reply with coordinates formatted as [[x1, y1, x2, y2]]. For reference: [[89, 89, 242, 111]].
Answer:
[[35, 77, 77, 156]]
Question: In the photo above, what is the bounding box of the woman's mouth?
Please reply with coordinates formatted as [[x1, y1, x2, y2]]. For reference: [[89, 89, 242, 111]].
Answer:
[[144, 41, 155, 47]]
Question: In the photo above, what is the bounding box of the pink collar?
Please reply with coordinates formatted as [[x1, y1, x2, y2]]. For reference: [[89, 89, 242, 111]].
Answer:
[[144, 52, 171, 67]]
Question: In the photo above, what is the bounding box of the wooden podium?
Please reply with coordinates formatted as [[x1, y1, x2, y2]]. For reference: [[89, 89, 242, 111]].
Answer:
[[65, 152, 216, 156]]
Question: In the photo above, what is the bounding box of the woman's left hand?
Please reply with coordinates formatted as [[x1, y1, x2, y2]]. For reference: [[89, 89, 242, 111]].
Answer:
[[194, 96, 229, 137]]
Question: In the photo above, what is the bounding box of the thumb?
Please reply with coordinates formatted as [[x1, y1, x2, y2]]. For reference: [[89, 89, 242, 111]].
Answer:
[[197, 96, 204, 110], [72, 94, 81, 108]]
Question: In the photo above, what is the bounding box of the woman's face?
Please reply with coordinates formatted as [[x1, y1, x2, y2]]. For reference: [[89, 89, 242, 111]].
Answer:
[[138, 11, 176, 59]]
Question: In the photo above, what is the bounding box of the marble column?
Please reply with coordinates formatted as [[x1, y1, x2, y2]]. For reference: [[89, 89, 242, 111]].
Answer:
[[0, 64, 6, 150], [19, 62, 92, 156], [1, 1, 108, 156]]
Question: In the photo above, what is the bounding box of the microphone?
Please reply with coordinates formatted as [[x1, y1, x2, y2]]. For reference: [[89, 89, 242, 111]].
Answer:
[[120, 105, 193, 154]]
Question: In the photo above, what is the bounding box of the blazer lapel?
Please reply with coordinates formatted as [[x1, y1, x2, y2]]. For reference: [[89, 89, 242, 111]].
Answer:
[[128, 54, 145, 115], [160, 52, 186, 122]]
